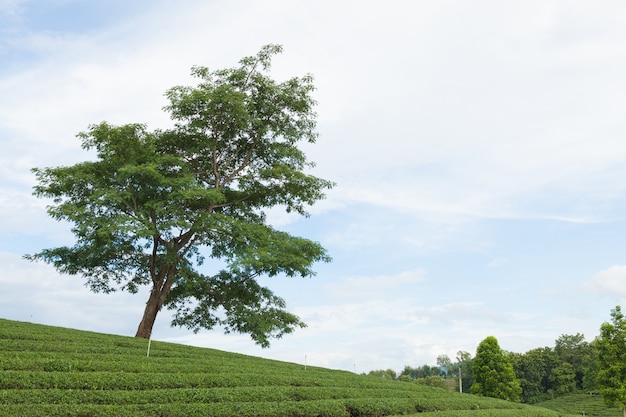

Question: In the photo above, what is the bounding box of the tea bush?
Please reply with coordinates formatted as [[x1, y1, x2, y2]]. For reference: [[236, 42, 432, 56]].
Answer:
[[0, 319, 578, 417]]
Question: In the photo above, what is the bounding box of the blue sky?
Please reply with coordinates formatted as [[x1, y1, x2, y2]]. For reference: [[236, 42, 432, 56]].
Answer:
[[2, 0, 626, 373]]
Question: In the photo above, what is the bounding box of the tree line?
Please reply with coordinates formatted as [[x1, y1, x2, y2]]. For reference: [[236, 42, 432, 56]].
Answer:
[[367, 306, 626, 416]]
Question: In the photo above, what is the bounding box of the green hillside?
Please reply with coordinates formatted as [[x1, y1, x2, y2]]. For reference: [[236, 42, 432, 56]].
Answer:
[[0, 318, 577, 417], [537, 393, 621, 417]]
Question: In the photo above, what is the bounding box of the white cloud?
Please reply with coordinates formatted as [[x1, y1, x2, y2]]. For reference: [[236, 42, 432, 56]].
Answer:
[[324, 269, 426, 301], [487, 258, 510, 269], [407, 302, 510, 326], [4, 0, 626, 228], [0, 0, 27, 17], [0, 252, 145, 335], [590, 265, 626, 302]]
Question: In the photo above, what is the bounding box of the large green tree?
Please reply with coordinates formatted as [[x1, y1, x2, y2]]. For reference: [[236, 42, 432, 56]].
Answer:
[[597, 306, 626, 417], [471, 336, 522, 402], [26, 45, 334, 346]]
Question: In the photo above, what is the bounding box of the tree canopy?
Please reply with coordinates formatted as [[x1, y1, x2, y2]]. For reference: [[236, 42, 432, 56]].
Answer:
[[597, 306, 626, 417], [26, 44, 334, 346], [471, 336, 522, 402]]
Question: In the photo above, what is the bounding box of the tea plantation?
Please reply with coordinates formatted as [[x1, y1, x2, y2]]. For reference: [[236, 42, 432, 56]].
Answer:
[[0, 319, 578, 416], [536, 393, 621, 417]]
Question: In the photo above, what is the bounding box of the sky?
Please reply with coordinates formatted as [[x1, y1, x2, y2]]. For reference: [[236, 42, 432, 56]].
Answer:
[[1, 0, 626, 374]]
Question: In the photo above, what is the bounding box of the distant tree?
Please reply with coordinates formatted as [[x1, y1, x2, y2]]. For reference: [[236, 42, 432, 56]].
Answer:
[[597, 306, 626, 417], [399, 366, 418, 380], [437, 354, 452, 378], [554, 333, 593, 390], [400, 364, 441, 380], [582, 340, 600, 392], [415, 375, 449, 390], [25, 44, 334, 346], [509, 347, 552, 403], [456, 350, 474, 393], [367, 369, 397, 380], [471, 336, 522, 402], [548, 362, 576, 395], [510, 335, 598, 404], [439, 351, 474, 392]]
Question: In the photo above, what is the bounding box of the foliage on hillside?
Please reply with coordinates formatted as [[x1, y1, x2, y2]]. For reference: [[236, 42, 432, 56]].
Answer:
[[390, 332, 598, 406], [510, 333, 597, 404], [0, 318, 577, 417]]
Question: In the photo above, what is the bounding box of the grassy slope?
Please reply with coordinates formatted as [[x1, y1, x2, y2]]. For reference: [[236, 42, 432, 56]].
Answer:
[[537, 393, 622, 417], [0, 319, 577, 417]]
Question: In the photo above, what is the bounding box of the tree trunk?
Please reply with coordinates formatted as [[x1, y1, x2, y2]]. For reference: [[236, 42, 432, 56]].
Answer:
[[135, 287, 162, 338]]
